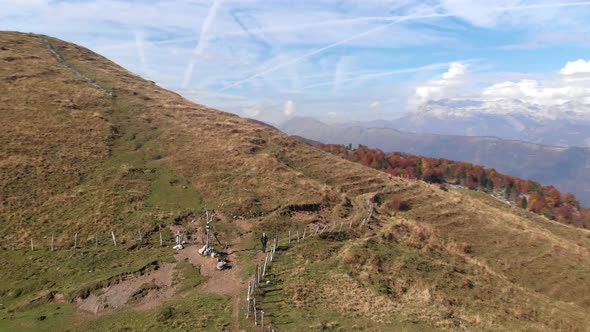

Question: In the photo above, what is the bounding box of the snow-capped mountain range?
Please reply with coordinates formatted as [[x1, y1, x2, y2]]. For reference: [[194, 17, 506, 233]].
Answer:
[[374, 98, 590, 147], [415, 98, 590, 122]]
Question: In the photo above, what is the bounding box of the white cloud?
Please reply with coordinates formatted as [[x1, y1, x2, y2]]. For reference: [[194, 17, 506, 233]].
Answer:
[[482, 59, 590, 106], [411, 58, 590, 110], [412, 62, 466, 106], [560, 59, 590, 75], [327, 111, 338, 119], [283, 100, 295, 116], [442, 62, 465, 79], [242, 108, 260, 117], [370, 100, 385, 113], [482, 79, 590, 106]]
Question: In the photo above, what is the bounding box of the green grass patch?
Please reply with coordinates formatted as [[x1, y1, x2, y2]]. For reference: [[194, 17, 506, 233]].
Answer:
[[173, 260, 207, 293]]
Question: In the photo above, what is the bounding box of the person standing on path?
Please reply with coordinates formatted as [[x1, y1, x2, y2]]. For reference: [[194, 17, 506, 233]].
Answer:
[[261, 233, 268, 253]]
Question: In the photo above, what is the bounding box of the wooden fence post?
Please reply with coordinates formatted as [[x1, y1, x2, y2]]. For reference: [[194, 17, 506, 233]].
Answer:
[[74, 232, 78, 249], [246, 281, 252, 318], [30, 238, 34, 251], [261, 310, 265, 331], [111, 231, 117, 246], [296, 230, 300, 242], [253, 298, 257, 325], [263, 253, 269, 276], [246, 298, 251, 319], [339, 222, 343, 231], [246, 295, 251, 318], [302, 228, 306, 240], [288, 230, 291, 244], [159, 231, 163, 246]]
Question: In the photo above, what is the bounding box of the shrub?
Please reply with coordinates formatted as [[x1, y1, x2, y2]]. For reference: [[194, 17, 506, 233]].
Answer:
[[157, 306, 176, 322]]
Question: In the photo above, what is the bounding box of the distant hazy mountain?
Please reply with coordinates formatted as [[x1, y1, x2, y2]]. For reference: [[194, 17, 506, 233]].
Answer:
[[279, 116, 590, 205], [353, 99, 590, 148]]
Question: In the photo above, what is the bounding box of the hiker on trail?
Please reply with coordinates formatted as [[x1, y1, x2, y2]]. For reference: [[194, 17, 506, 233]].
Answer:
[[261, 233, 268, 253]]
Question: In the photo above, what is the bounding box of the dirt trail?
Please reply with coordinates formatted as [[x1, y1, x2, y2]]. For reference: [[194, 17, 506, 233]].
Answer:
[[176, 246, 244, 296], [176, 244, 246, 331], [42, 37, 114, 98]]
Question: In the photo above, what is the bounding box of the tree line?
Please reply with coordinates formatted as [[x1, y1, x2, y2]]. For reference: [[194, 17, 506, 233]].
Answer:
[[318, 144, 590, 229]]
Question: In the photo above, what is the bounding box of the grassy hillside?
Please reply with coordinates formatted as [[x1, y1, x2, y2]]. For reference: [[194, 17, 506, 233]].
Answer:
[[1, 31, 590, 331]]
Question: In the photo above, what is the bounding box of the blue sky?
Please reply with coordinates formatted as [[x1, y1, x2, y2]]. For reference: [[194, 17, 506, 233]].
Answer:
[[3, 0, 590, 123]]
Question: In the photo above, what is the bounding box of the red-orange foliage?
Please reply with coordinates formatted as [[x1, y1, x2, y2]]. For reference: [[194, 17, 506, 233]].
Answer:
[[579, 209, 590, 228], [318, 144, 587, 228]]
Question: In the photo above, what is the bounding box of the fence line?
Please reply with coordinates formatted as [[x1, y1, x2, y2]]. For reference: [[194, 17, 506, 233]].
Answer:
[[0, 228, 195, 251], [245, 198, 375, 331], [0, 198, 374, 252], [1, 200, 376, 331]]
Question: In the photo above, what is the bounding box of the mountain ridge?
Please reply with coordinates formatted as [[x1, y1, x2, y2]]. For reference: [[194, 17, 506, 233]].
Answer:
[[279, 116, 590, 206], [352, 98, 590, 148]]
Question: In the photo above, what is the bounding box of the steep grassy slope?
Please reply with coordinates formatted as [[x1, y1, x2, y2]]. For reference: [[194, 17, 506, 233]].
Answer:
[[1, 31, 590, 331]]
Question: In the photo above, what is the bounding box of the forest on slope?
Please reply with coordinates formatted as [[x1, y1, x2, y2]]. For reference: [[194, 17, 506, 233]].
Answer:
[[318, 144, 590, 228]]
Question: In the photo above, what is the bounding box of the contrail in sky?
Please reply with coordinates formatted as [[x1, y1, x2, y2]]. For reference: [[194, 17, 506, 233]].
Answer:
[[219, 12, 449, 91], [220, 1, 590, 91], [182, 0, 222, 87], [133, 30, 148, 74], [303, 62, 453, 89]]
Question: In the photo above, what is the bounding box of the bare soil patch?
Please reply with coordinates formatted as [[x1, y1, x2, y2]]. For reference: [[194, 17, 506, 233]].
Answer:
[[77, 262, 176, 314]]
